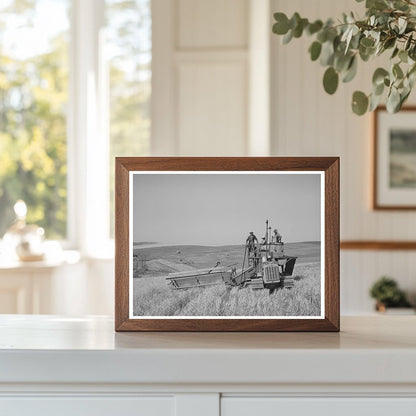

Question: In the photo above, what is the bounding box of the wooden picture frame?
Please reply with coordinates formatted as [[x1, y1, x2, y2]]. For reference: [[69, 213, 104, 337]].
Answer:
[[373, 106, 416, 210], [115, 157, 339, 332]]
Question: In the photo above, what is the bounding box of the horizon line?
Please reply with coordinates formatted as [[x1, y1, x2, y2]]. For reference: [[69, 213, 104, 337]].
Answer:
[[133, 240, 321, 247]]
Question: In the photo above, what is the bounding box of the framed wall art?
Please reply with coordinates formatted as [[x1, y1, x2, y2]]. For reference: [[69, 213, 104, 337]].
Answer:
[[115, 157, 339, 332], [374, 106, 416, 210]]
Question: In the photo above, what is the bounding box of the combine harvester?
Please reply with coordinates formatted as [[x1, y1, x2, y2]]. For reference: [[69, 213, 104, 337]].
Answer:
[[166, 220, 297, 292]]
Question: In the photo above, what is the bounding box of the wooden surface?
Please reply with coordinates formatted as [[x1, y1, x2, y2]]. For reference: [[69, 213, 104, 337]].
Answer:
[[341, 240, 416, 250], [115, 157, 339, 332]]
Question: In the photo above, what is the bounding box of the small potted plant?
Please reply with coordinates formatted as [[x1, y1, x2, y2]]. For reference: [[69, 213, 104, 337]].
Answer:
[[370, 276, 413, 313]]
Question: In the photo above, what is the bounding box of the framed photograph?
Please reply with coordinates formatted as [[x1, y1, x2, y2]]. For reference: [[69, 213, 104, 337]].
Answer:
[[115, 157, 339, 332], [374, 106, 416, 209]]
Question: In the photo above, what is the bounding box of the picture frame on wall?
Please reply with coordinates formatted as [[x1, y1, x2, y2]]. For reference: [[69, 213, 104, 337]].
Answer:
[[374, 106, 416, 210], [115, 157, 340, 332]]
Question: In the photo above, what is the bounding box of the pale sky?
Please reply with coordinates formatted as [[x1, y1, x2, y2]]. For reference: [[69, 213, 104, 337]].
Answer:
[[1, 0, 69, 60], [133, 173, 322, 246]]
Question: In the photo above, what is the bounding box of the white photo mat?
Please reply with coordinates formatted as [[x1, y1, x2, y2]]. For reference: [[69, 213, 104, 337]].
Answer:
[[128, 171, 325, 320]]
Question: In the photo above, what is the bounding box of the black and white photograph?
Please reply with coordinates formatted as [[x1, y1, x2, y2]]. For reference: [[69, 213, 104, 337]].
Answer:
[[130, 172, 324, 318]]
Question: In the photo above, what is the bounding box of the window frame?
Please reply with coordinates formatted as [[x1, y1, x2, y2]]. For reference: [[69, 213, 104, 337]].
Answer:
[[67, 0, 112, 257]]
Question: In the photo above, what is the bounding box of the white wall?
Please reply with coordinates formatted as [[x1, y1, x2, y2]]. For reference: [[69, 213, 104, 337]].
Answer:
[[271, 0, 416, 313], [54, 0, 416, 316], [152, 0, 259, 156]]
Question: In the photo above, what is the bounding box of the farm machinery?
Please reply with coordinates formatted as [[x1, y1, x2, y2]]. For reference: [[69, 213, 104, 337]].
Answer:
[[166, 220, 297, 291]]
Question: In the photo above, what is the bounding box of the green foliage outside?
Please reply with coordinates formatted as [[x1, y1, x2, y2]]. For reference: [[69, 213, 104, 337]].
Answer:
[[0, 2, 69, 238], [272, 0, 416, 115], [0, 0, 151, 239], [107, 0, 151, 237], [369, 276, 411, 307]]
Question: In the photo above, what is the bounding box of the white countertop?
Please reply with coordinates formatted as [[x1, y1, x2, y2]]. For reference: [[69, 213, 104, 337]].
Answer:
[[0, 315, 415, 387]]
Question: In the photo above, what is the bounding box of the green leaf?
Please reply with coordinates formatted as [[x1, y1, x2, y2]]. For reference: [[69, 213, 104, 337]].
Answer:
[[391, 47, 399, 59], [393, 63, 404, 79], [320, 40, 335, 66], [323, 67, 339, 95], [399, 49, 408, 63], [282, 29, 293, 44], [317, 30, 328, 43], [408, 69, 416, 88], [393, 0, 410, 11], [293, 18, 308, 38], [334, 52, 352, 73], [383, 37, 396, 50], [333, 35, 341, 51], [342, 56, 357, 83], [372, 68, 389, 86], [369, 92, 383, 111], [309, 41, 322, 61], [325, 27, 338, 42], [352, 91, 369, 115], [386, 87, 401, 113], [366, 0, 388, 10], [408, 63, 416, 78], [290, 12, 301, 30], [360, 37, 375, 48], [273, 13, 290, 35], [359, 46, 374, 62], [307, 20, 323, 35], [374, 82, 385, 96], [359, 38, 376, 61], [400, 88, 411, 106], [350, 33, 361, 49], [409, 45, 416, 61], [405, 34, 413, 51]]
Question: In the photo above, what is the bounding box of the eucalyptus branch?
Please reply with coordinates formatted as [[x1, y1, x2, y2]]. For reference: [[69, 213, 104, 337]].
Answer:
[[272, 0, 416, 115]]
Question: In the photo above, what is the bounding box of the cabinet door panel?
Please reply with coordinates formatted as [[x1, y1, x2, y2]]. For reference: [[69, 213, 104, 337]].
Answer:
[[222, 398, 416, 416], [0, 396, 174, 416]]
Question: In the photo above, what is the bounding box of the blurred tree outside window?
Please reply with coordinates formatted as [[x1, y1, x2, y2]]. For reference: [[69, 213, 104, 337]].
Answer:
[[0, 0, 70, 239], [0, 0, 151, 242], [106, 0, 151, 237]]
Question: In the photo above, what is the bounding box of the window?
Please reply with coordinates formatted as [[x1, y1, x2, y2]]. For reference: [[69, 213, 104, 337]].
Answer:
[[0, 0, 151, 251], [106, 0, 151, 237], [0, 0, 70, 239]]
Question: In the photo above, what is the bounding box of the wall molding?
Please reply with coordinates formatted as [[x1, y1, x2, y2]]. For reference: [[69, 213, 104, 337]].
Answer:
[[341, 241, 416, 250]]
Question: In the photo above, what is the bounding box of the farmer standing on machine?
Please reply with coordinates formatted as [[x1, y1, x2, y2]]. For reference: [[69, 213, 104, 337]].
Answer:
[[246, 232, 258, 255], [273, 228, 282, 243]]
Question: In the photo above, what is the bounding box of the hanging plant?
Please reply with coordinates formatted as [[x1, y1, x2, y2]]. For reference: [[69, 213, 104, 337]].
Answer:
[[272, 0, 416, 115]]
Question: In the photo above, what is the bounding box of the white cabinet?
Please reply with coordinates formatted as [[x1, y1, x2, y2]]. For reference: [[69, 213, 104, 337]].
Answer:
[[2, 396, 416, 416], [1, 316, 416, 416], [0, 262, 85, 314], [222, 398, 416, 416], [1, 397, 174, 416], [0, 256, 114, 315]]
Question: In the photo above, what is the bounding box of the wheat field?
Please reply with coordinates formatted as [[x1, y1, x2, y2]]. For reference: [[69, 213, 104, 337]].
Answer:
[[133, 262, 321, 317]]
